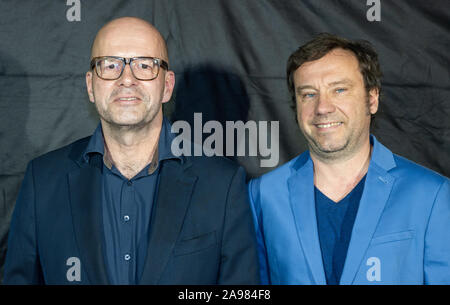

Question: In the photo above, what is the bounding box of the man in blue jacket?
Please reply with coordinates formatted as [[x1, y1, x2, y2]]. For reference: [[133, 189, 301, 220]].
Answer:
[[3, 17, 259, 285], [249, 33, 450, 284]]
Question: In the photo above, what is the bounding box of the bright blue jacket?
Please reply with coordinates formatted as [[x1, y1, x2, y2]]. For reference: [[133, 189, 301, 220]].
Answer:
[[249, 136, 450, 284]]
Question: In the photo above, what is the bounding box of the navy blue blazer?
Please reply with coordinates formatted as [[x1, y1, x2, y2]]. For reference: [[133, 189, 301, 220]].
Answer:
[[3, 135, 260, 285]]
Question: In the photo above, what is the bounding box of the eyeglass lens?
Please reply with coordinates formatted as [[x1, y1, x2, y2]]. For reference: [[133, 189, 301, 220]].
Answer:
[[96, 57, 160, 80]]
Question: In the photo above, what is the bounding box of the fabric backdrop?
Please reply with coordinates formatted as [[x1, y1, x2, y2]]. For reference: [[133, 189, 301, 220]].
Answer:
[[0, 0, 449, 282]]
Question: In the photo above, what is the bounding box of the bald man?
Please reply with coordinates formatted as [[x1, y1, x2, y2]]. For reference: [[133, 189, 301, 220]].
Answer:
[[3, 17, 260, 285]]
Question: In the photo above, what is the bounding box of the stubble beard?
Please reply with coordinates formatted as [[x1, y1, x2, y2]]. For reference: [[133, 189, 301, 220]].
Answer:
[[302, 95, 372, 162], [93, 88, 162, 133], [304, 125, 353, 162]]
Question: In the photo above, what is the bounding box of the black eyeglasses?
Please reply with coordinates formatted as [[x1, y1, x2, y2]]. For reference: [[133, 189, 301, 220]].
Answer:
[[90, 56, 169, 81]]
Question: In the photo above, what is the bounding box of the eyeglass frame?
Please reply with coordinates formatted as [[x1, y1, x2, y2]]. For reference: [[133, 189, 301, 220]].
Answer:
[[90, 56, 169, 81]]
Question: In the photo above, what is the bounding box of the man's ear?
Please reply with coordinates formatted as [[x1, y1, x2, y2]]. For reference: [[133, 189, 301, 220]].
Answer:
[[368, 88, 379, 115], [162, 70, 175, 104], [86, 71, 95, 103]]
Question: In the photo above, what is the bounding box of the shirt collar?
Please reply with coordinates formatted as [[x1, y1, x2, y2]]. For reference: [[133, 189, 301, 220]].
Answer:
[[82, 117, 182, 173], [83, 123, 104, 163]]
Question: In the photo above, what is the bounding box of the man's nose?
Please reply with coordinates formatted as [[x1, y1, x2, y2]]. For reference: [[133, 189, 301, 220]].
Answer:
[[118, 64, 138, 86], [315, 93, 336, 115]]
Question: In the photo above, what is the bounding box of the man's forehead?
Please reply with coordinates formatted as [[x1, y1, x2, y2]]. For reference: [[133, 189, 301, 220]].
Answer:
[[301, 49, 358, 70], [91, 19, 167, 60], [294, 49, 361, 85], [295, 78, 355, 92], [93, 33, 162, 56]]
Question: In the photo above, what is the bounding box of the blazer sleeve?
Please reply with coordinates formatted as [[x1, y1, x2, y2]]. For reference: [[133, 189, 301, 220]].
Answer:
[[248, 178, 270, 285], [3, 161, 43, 284], [217, 166, 260, 284], [424, 178, 450, 284]]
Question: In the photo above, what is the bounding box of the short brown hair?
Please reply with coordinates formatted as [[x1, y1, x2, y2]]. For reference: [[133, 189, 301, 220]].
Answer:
[[287, 33, 382, 113]]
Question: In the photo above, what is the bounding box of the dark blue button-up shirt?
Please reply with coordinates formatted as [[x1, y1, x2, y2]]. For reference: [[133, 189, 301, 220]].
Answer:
[[83, 118, 181, 284], [315, 175, 366, 285]]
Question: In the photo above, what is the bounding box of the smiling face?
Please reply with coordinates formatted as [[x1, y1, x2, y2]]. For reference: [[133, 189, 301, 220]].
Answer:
[[293, 48, 379, 161], [86, 17, 175, 129]]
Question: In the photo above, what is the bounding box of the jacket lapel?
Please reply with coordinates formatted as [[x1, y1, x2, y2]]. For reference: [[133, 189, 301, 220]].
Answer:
[[139, 158, 197, 284], [339, 137, 396, 284], [67, 154, 110, 285], [287, 154, 327, 285]]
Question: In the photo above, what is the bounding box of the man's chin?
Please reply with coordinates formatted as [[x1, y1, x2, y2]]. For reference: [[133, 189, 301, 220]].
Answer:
[[99, 107, 162, 131], [104, 112, 161, 130], [102, 117, 147, 129], [308, 138, 349, 159]]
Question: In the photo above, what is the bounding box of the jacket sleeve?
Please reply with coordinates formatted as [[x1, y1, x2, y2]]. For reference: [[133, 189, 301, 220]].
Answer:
[[248, 178, 270, 284], [424, 178, 450, 284], [3, 161, 44, 284], [217, 166, 261, 284]]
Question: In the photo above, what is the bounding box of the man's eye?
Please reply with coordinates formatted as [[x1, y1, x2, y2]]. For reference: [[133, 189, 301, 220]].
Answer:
[[104, 63, 119, 70], [302, 93, 316, 99], [137, 62, 154, 70], [336, 88, 347, 93]]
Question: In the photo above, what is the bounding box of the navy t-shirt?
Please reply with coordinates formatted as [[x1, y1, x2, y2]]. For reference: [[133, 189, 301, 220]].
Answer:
[[314, 175, 366, 285]]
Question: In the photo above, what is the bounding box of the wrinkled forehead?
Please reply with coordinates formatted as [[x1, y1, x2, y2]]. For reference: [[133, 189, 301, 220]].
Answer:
[[90, 22, 168, 61]]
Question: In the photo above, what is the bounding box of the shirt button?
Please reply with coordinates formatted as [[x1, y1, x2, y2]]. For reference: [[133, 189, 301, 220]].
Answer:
[[123, 215, 130, 222], [124, 254, 131, 261], [127, 181, 132, 186]]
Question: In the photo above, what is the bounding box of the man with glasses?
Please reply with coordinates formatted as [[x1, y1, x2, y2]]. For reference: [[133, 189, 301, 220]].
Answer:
[[3, 17, 259, 285]]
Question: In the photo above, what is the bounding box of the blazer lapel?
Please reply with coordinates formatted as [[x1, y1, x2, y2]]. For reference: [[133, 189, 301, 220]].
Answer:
[[287, 155, 327, 285], [340, 138, 396, 285], [139, 158, 197, 284], [67, 156, 110, 285]]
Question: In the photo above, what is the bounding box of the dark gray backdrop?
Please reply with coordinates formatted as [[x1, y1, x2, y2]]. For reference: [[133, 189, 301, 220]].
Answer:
[[0, 0, 449, 282]]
